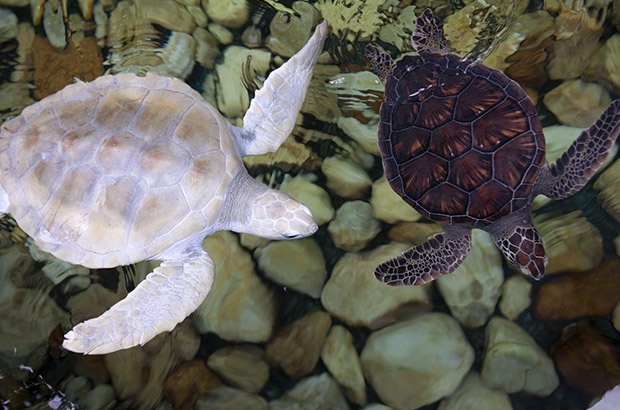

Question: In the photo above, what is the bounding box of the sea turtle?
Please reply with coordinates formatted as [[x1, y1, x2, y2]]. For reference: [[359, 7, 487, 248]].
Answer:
[[366, 9, 620, 286], [0, 21, 328, 354]]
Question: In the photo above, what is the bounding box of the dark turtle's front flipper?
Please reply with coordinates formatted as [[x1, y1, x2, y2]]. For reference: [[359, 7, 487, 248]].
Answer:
[[491, 222, 547, 280], [365, 44, 396, 83], [545, 99, 620, 199], [375, 226, 471, 286], [411, 8, 449, 55]]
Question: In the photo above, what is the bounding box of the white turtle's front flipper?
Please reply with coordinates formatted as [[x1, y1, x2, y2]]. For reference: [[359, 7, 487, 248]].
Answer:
[[544, 99, 620, 199], [375, 226, 472, 286], [237, 21, 328, 156], [490, 218, 547, 280], [63, 249, 214, 354]]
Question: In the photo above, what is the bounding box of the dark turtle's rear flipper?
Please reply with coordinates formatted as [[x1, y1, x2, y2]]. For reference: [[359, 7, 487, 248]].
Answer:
[[545, 99, 620, 199], [375, 227, 471, 286], [492, 223, 547, 280]]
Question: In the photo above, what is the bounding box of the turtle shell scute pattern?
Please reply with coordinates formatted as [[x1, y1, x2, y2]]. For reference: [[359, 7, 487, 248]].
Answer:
[[0, 73, 241, 268], [379, 54, 545, 226]]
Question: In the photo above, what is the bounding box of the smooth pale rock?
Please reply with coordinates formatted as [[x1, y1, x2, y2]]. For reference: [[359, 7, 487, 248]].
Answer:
[[320, 325, 367, 406], [164, 359, 222, 409], [268, 373, 350, 410], [196, 231, 276, 343], [207, 345, 269, 394], [324, 70, 383, 124], [481, 317, 559, 396], [265, 310, 332, 379], [136, 0, 196, 33], [202, 0, 249, 29], [438, 372, 512, 410], [337, 118, 380, 157], [321, 243, 431, 329], [105, 321, 201, 409], [436, 230, 504, 328], [534, 210, 604, 274], [371, 175, 422, 224], [584, 33, 620, 95], [186, 4, 207, 27], [328, 201, 381, 252], [207, 22, 234, 45], [361, 313, 474, 410], [196, 386, 268, 410], [387, 221, 443, 245], [322, 155, 372, 199], [266, 1, 320, 57], [594, 158, 620, 224], [193, 26, 220, 69], [546, 8, 604, 80], [377, 5, 418, 52], [533, 257, 620, 320], [77, 384, 116, 410], [499, 274, 532, 320], [542, 79, 613, 128], [255, 238, 326, 298], [613, 300, 620, 333], [280, 173, 335, 226], [214, 45, 271, 118], [43, 0, 66, 49], [551, 320, 620, 397], [0, 8, 17, 43]]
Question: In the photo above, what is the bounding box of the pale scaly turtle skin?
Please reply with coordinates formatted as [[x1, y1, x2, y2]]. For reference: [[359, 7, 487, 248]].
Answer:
[[0, 21, 328, 354], [366, 9, 620, 286]]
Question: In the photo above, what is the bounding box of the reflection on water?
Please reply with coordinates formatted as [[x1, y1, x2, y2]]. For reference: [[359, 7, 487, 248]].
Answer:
[[1, 1, 620, 409]]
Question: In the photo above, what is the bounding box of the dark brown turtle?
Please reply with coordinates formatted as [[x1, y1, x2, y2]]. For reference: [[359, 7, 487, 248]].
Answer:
[[366, 8, 620, 286]]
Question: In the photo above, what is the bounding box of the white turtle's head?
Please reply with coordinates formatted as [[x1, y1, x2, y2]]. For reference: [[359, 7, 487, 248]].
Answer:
[[249, 189, 318, 240]]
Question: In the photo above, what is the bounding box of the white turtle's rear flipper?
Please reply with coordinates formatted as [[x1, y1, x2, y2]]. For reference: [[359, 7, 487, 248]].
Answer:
[[545, 99, 620, 199], [63, 250, 214, 354], [238, 21, 328, 156], [375, 226, 471, 286]]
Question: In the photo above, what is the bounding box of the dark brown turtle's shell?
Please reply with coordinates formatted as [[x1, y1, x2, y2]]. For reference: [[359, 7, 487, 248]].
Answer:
[[378, 53, 545, 227]]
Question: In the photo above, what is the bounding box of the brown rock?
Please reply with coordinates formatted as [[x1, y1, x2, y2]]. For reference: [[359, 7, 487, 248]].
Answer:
[[533, 257, 620, 321], [265, 310, 332, 379], [32, 35, 103, 100], [164, 359, 222, 410], [551, 320, 620, 397]]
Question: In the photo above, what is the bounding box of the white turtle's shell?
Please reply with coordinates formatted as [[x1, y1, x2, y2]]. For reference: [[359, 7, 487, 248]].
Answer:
[[0, 73, 242, 268]]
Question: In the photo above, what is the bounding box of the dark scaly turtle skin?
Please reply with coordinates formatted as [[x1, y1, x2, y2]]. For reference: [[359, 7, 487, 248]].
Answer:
[[366, 8, 620, 286]]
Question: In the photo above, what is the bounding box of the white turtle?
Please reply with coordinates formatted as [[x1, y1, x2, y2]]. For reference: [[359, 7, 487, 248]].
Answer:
[[0, 22, 328, 355]]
